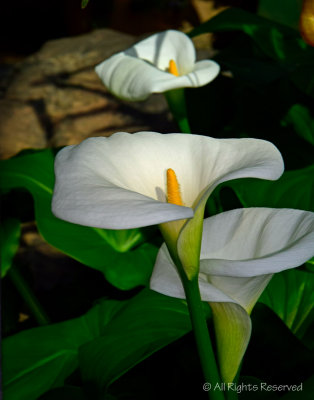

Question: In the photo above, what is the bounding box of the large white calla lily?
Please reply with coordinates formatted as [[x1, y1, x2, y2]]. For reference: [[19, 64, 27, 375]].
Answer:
[[52, 132, 285, 389], [95, 30, 220, 101], [52, 132, 284, 279], [150, 207, 314, 382]]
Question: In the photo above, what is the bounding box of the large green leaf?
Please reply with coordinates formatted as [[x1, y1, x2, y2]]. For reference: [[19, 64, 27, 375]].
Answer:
[[0, 150, 158, 290], [306, 258, 314, 273], [189, 7, 314, 99], [189, 7, 312, 64], [0, 218, 21, 277], [259, 269, 314, 345], [281, 375, 314, 400], [258, 0, 303, 30], [81, 0, 89, 9], [226, 164, 314, 212], [282, 104, 314, 146], [3, 289, 194, 400], [2, 298, 127, 400], [38, 386, 87, 400], [78, 289, 205, 393]]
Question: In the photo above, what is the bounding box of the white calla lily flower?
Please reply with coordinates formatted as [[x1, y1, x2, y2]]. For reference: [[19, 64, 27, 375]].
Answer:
[[52, 132, 283, 229], [95, 30, 220, 101], [52, 132, 284, 279], [150, 207, 314, 382]]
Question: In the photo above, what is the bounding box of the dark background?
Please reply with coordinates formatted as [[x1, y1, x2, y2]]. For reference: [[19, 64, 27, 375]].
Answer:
[[0, 0, 258, 61]]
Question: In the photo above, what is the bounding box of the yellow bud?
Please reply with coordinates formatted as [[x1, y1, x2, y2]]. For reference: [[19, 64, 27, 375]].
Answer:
[[169, 59, 179, 76], [167, 168, 183, 206]]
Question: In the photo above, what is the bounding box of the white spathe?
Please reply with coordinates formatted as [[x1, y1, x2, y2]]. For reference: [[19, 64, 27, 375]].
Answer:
[[150, 207, 314, 382], [95, 30, 220, 101], [52, 132, 284, 230]]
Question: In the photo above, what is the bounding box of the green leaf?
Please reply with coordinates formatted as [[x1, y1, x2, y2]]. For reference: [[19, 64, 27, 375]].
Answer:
[[290, 64, 314, 98], [259, 269, 314, 344], [2, 298, 126, 400], [0, 218, 21, 277], [81, 0, 89, 9], [190, 7, 314, 64], [282, 104, 314, 146], [226, 164, 314, 212], [281, 375, 314, 400], [217, 56, 284, 85], [3, 289, 194, 400], [306, 257, 314, 272], [0, 150, 158, 290], [38, 386, 86, 400], [79, 289, 199, 391], [258, 0, 303, 30], [189, 7, 314, 97]]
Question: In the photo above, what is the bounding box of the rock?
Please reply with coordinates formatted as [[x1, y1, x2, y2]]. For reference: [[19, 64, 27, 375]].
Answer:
[[0, 29, 175, 158], [0, 100, 47, 159], [22, 222, 65, 259]]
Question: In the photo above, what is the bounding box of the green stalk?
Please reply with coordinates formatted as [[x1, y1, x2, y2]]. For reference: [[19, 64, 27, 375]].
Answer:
[[164, 89, 191, 133], [181, 274, 225, 400], [225, 364, 241, 400], [177, 117, 191, 134], [9, 265, 50, 326]]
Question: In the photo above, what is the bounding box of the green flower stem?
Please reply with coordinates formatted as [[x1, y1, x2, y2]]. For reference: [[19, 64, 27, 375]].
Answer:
[[9, 265, 50, 326], [225, 365, 240, 400], [164, 89, 191, 133], [177, 117, 191, 134], [181, 274, 225, 400]]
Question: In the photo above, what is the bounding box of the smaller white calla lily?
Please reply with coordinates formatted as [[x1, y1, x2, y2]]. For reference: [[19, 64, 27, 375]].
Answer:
[[95, 30, 220, 101], [150, 207, 314, 382], [52, 132, 284, 279]]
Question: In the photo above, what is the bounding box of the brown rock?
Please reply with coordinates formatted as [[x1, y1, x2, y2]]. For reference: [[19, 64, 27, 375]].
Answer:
[[0, 100, 47, 159], [22, 223, 65, 259], [45, 87, 110, 123], [1, 28, 175, 158], [50, 92, 172, 147], [6, 29, 136, 103], [51, 110, 133, 147]]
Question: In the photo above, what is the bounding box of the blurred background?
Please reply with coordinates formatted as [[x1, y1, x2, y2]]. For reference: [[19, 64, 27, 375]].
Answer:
[[0, 0, 266, 161], [0, 0, 259, 61]]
